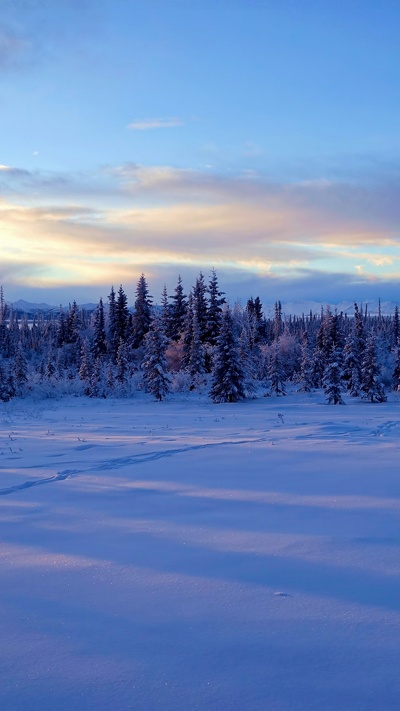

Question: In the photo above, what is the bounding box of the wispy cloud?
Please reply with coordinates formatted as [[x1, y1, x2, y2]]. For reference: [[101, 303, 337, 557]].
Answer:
[[0, 30, 30, 69], [127, 117, 184, 131], [1, 160, 400, 302]]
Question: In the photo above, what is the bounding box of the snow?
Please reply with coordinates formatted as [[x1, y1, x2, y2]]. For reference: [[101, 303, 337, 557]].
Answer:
[[1, 391, 400, 710]]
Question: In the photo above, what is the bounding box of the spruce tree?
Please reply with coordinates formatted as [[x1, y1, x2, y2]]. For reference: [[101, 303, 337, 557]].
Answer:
[[131, 274, 153, 349], [0, 359, 15, 402], [186, 308, 206, 389], [169, 275, 187, 342], [181, 293, 194, 370], [107, 286, 118, 360], [298, 333, 313, 392], [160, 284, 171, 334], [92, 298, 107, 360], [192, 273, 208, 342], [343, 334, 361, 397], [13, 343, 28, 394], [268, 342, 286, 396], [142, 317, 171, 400], [79, 338, 94, 394], [361, 336, 387, 402], [210, 308, 246, 403], [89, 358, 105, 398], [115, 339, 130, 389], [392, 347, 400, 390], [206, 268, 225, 346], [322, 347, 344, 404], [115, 285, 129, 345]]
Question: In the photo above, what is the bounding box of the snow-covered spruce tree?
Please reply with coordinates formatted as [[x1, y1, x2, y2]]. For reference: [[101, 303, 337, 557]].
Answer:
[[142, 316, 171, 401], [107, 286, 118, 360], [273, 300, 282, 340], [181, 292, 194, 371], [13, 343, 28, 395], [343, 333, 361, 397], [392, 305, 400, 350], [238, 321, 258, 396], [267, 341, 286, 396], [115, 285, 129, 345], [91, 298, 107, 360], [131, 274, 153, 350], [361, 336, 387, 402], [322, 347, 344, 404], [297, 333, 313, 392], [392, 347, 400, 390], [115, 339, 130, 392], [192, 272, 208, 343], [318, 311, 345, 404], [206, 268, 225, 346], [186, 307, 206, 389], [106, 361, 115, 394], [0, 358, 16, 401], [210, 307, 246, 403], [246, 296, 264, 347], [88, 357, 106, 398], [160, 284, 171, 334], [56, 307, 66, 347], [79, 338, 94, 395], [169, 274, 187, 342]]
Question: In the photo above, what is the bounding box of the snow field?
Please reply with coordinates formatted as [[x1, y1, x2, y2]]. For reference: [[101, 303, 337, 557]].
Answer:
[[1, 392, 400, 710]]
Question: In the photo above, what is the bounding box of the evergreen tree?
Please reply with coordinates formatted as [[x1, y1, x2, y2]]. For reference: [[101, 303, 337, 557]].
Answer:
[[169, 275, 187, 341], [268, 341, 286, 396], [66, 301, 81, 345], [239, 319, 259, 394], [160, 284, 171, 334], [89, 358, 105, 398], [343, 334, 362, 397], [186, 308, 206, 389], [107, 286, 118, 360], [322, 347, 344, 404], [206, 268, 225, 346], [297, 333, 313, 392], [210, 308, 246, 403], [142, 317, 171, 400], [181, 293, 194, 370], [392, 347, 400, 390], [115, 339, 130, 389], [92, 298, 107, 360], [0, 358, 15, 402], [273, 300, 282, 340], [246, 296, 264, 345], [131, 274, 153, 349], [13, 343, 28, 394], [392, 305, 399, 349], [361, 336, 387, 402], [192, 272, 208, 342], [56, 306, 67, 347], [115, 285, 129, 345], [79, 338, 94, 394]]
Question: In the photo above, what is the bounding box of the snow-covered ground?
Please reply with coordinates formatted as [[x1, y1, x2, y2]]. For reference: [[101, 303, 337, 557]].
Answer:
[[1, 391, 400, 710]]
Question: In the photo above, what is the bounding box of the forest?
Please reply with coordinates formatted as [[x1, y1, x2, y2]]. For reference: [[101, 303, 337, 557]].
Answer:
[[0, 271, 399, 404]]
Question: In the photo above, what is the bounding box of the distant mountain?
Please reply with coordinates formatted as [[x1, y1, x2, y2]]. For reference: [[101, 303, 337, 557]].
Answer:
[[11, 299, 57, 314], [9, 300, 97, 315]]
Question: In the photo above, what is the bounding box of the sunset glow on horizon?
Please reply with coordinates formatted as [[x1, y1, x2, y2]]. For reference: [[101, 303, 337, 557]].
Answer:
[[1, 0, 399, 305]]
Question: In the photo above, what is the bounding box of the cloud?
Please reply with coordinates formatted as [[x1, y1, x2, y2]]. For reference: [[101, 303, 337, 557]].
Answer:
[[1, 160, 400, 304], [127, 118, 184, 131], [0, 30, 30, 69]]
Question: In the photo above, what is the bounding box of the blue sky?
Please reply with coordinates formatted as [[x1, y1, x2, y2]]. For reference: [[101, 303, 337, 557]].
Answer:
[[1, 0, 400, 305]]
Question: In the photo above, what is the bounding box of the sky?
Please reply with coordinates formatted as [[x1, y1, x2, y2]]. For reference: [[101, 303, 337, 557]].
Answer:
[[1, 0, 400, 306]]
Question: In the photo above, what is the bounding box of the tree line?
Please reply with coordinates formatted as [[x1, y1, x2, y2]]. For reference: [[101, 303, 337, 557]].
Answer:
[[0, 275, 399, 404]]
